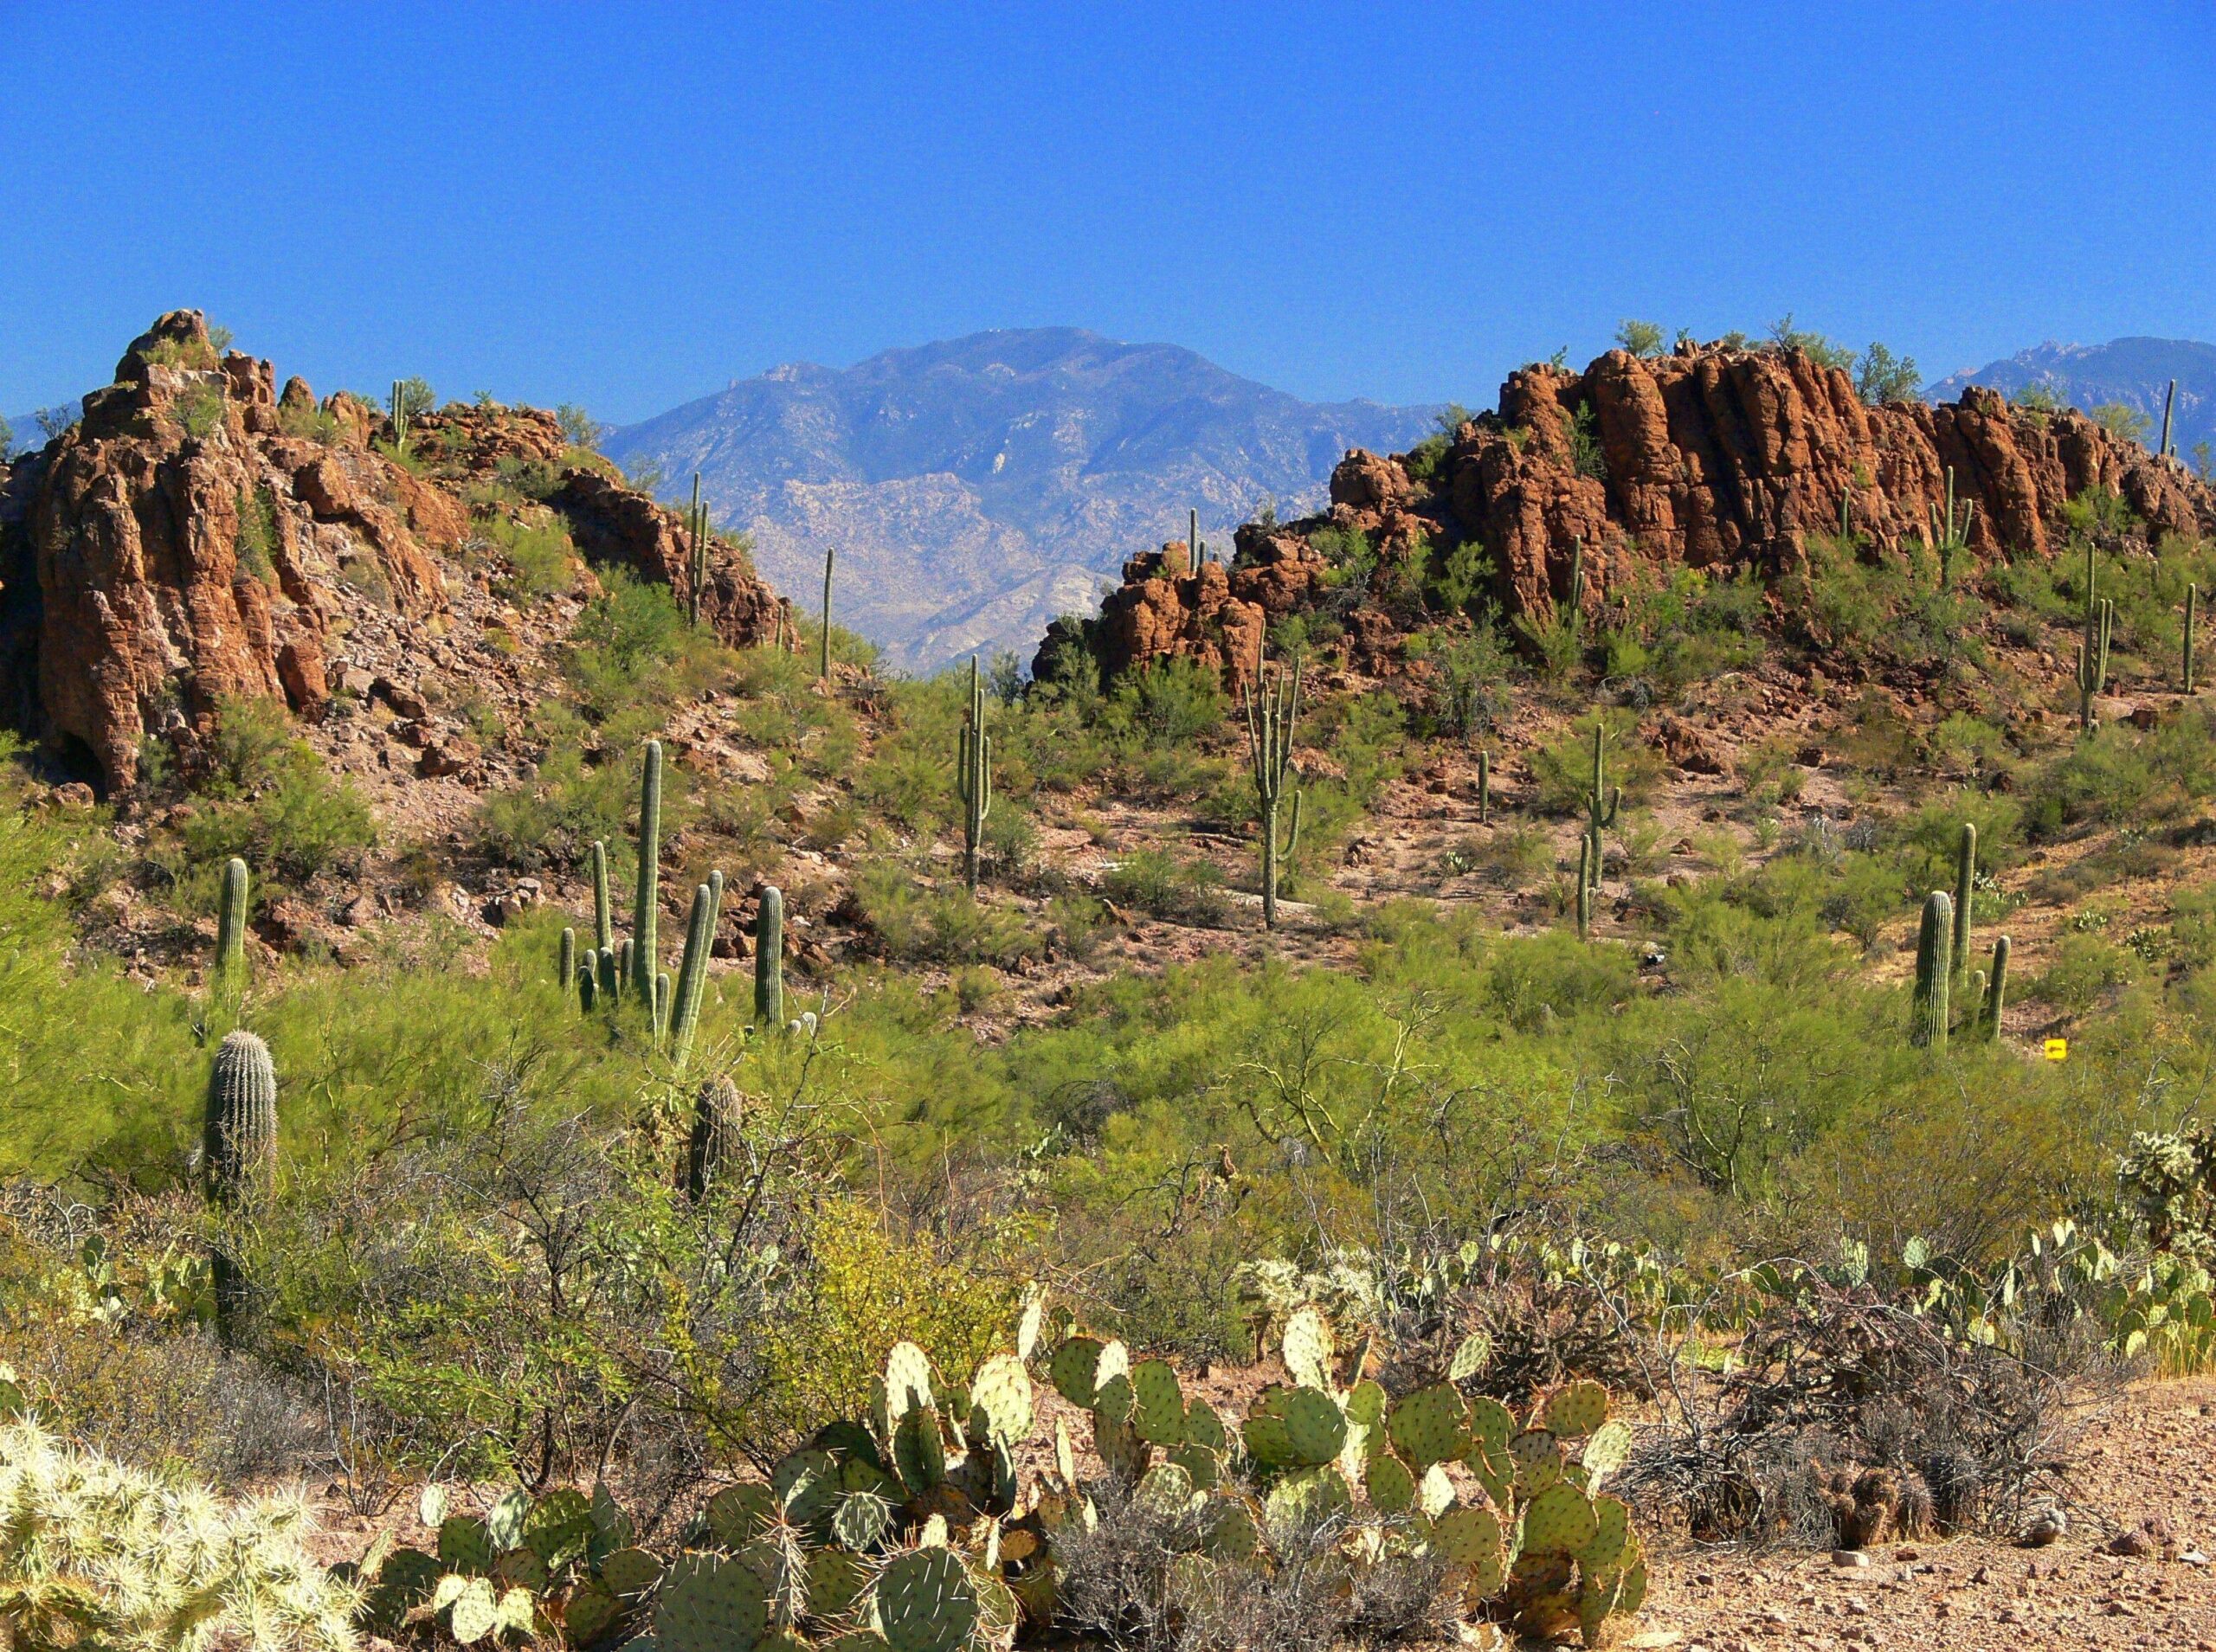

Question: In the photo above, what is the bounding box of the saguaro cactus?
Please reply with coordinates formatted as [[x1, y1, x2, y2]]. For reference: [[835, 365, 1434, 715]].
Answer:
[[2186, 583, 2199, 695], [1929, 466, 1975, 585], [591, 839, 615, 956], [389, 380, 409, 453], [1982, 935, 2011, 1042], [2076, 542, 2114, 732], [214, 856, 249, 984], [819, 548, 835, 681], [2161, 378, 2178, 458], [1242, 658, 1304, 932], [633, 742, 662, 1005], [1575, 838, 1593, 941], [1189, 507, 1202, 570], [684, 1075, 742, 1200], [1582, 723, 1620, 891], [669, 879, 720, 1070], [755, 885, 784, 1030], [1567, 535, 1587, 614], [958, 656, 994, 894], [205, 1030, 277, 1331], [687, 472, 707, 627], [1477, 750, 1491, 824], [558, 926, 576, 994], [1951, 823, 1976, 983], [1911, 890, 1954, 1051]]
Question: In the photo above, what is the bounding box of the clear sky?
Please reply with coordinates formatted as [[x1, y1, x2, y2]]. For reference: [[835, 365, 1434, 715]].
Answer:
[[3, 2, 2212, 422]]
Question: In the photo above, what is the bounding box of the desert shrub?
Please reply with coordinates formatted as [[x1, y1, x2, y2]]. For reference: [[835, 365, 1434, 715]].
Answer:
[[482, 513, 577, 596], [1425, 623, 1514, 739], [2028, 934, 2143, 1014], [179, 702, 375, 883], [1101, 848, 1229, 927], [853, 861, 1045, 967], [1528, 710, 1662, 815], [1099, 657, 1227, 748]]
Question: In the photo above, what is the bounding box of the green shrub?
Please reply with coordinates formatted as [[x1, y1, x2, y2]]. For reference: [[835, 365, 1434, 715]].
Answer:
[[1101, 848, 1230, 927]]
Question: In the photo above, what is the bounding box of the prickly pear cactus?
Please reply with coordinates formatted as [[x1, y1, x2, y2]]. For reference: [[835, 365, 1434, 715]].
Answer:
[[966, 1353, 1034, 1446], [1385, 1383, 1467, 1469], [656, 1552, 771, 1652], [1279, 1305, 1333, 1391], [1520, 1482, 1600, 1555], [1538, 1379, 1608, 1438], [872, 1547, 982, 1652], [1130, 1360, 1187, 1446]]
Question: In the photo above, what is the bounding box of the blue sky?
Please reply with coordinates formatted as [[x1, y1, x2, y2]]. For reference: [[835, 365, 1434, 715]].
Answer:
[[3, 2, 2213, 421]]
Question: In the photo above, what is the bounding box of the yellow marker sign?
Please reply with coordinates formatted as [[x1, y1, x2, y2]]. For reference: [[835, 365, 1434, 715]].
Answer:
[[2044, 1038, 2068, 1062]]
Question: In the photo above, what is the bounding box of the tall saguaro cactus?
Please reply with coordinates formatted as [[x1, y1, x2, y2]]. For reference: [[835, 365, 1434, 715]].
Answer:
[[684, 1075, 742, 1200], [1911, 890, 1954, 1051], [214, 857, 249, 986], [687, 472, 707, 627], [1951, 823, 1976, 983], [668, 878, 721, 1070], [957, 657, 994, 894], [632, 742, 663, 1007], [1242, 659, 1303, 932], [590, 839, 615, 956], [1575, 838, 1593, 941], [2076, 541, 2114, 732], [755, 885, 785, 1030], [2161, 378, 2177, 458], [1582, 723, 1620, 891], [819, 549, 836, 682], [2185, 583, 2199, 695], [1982, 935, 2011, 1042], [1929, 466, 1976, 585], [1477, 750, 1491, 824], [205, 1030, 277, 1332]]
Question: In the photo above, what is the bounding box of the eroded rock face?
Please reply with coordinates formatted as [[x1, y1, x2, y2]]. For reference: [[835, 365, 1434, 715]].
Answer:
[[1453, 346, 2216, 623], [0, 310, 789, 792], [1056, 341, 2216, 684], [553, 468, 785, 652]]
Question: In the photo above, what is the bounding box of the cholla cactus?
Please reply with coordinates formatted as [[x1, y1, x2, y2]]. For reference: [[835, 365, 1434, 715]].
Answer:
[[2121, 1124, 2216, 1261], [0, 1418, 361, 1652]]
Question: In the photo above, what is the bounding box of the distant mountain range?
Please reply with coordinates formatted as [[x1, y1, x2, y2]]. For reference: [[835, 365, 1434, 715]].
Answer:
[[601, 329, 1436, 672], [2, 399, 80, 458], [1932, 337, 2214, 461]]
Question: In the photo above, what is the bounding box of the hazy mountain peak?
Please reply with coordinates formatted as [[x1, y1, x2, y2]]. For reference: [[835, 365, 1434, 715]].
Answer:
[[602, 327, 1434, 672]]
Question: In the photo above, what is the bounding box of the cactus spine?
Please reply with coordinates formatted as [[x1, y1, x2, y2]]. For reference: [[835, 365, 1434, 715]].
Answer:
[[633, 742, 662, 1005], [205, 1030, 277, 1331], [819, 548, 835, 681], [1951, 823, 1976, 984], [755, 885, 784, 1030], [957, 657, 994, 894], [1241, 658, 1303, 932], [1911, 890, 1953, 1051], [1582, 723, 1620, 891], [1477, 750, 1491, 823], [1983, 935, 2011, 1042], [2186, 583, 2199, 694], [214, 856, 248, 985], [2076, 540, 2113, 731], [669, 880, 719, 1070]]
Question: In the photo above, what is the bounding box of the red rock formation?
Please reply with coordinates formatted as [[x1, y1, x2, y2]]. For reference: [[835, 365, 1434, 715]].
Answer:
[[0, 311, 789, 792], [1060, 340, 2216, 684], [553, 468, 783, 652]]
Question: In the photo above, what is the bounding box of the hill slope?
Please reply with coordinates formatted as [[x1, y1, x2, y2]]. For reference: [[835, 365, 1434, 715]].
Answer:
[[1931, 336, 2216, 462], [600, 328, 1434, 672]]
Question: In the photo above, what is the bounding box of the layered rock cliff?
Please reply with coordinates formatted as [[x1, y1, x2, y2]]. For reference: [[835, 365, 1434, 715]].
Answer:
[[0, 312, 784, 792], [1047, 340, 2216, 687]]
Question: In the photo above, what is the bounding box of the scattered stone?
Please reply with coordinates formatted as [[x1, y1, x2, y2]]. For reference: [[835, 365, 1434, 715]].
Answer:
[[1832, 1550, 1870, 1568]]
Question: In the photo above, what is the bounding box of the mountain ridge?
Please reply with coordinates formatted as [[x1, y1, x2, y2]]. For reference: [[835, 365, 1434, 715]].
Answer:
[[1930, 335, 2215, 461], [601, 327, 1435, 672]]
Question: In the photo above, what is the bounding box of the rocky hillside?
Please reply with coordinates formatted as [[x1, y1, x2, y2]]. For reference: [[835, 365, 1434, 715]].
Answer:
[[1047, 337, 2216, 688], [0, 312, 786, 796], [1933, 337, 2216, 462], [600, 328, 1433, 672]]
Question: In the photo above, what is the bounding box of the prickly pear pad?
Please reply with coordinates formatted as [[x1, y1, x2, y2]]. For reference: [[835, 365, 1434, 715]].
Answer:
[[1386, 1382, 1468, 1468]]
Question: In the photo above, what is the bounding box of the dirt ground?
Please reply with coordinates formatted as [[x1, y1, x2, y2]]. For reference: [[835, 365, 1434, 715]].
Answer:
[[1633, 1376, 2216, 1652]]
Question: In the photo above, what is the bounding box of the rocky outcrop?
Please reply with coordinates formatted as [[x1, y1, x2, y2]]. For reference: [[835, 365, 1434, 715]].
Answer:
[[552, 469, 787, 652], [1441, 345, 2214, 625], [0, 311, 789, 793], [1054, 339, 2216, 684]]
